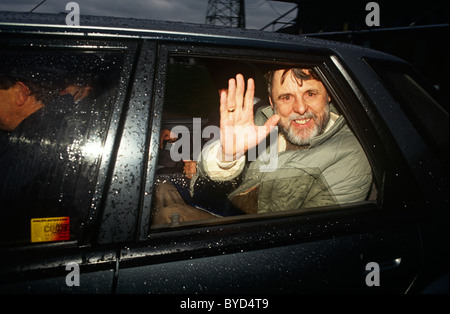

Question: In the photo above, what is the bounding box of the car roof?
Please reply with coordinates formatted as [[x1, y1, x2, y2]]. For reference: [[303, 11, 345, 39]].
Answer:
[[0, 11, 401, 63]]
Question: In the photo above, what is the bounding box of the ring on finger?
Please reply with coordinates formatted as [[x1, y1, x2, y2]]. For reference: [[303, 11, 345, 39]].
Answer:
[[228, 108, 235, 113]]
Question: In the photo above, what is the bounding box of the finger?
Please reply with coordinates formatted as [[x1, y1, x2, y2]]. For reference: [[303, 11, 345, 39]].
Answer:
[[219, 88, 229, 118], [265, 114, 280, 129], [258, 114, 280, 142], [243, 77, 255, 113], [227, 77, 237, 112], [234, 74, 245, 114]]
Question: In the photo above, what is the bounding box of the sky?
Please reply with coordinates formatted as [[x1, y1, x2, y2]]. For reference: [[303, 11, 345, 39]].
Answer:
[[0, 0, 298, 30]]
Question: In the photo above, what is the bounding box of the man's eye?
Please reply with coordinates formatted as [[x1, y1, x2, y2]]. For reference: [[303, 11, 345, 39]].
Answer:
[[307, 92, 316, 97], [281, 95, 291, 101]]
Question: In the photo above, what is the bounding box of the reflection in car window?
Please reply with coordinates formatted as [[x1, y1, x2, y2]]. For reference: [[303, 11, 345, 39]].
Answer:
[[0, 50, 124, 245], [150, 56, 374, 228]]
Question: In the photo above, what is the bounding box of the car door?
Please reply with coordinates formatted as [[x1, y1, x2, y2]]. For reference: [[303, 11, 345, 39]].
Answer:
[[0, 34, 139, 293], [113, 42, 427, 294]]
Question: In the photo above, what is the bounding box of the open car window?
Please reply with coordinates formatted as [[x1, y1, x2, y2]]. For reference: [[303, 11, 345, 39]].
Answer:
[[0, 49, 125, 246], [150, 55, 376, 230]]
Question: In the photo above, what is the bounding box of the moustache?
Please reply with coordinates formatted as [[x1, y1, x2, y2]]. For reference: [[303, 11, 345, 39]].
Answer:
[[287, 112, 317, 122]]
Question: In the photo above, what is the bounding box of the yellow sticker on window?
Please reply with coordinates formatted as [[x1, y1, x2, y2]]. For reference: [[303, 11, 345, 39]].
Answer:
[[31, 217, 70, 243]]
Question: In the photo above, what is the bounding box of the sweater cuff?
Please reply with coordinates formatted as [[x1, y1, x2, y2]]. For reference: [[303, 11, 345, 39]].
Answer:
[[203, 141, 246, 180]]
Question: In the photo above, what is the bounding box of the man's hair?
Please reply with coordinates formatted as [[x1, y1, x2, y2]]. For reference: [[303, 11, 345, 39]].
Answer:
[[0, 76, 58, 105], [264, 68, 320, 97]]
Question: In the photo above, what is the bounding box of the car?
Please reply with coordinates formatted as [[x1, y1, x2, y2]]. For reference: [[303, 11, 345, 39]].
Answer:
[[0, 11, 448, 296]]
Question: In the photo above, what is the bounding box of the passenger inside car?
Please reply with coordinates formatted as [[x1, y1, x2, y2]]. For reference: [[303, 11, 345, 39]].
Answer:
[[151, 64, 373, 226], [152, 59, 264, 223]]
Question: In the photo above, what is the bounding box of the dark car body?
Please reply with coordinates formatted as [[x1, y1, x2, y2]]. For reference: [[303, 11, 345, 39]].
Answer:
[[0, 12, 448, 295]]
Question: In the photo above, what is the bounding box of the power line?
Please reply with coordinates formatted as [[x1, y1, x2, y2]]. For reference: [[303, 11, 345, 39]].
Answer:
[[30, 0, 47, 13]]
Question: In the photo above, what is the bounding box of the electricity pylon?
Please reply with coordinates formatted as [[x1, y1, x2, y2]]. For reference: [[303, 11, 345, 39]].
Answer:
[[205, 0, 246, 28]]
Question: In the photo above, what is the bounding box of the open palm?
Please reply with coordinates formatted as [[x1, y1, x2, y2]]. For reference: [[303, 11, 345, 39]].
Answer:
[[219, 74, 280, 161]]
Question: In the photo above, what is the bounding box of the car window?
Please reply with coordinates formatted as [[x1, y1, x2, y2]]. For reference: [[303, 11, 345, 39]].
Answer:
[[149, 55, 376, 229], [0, 49, 124, 246]]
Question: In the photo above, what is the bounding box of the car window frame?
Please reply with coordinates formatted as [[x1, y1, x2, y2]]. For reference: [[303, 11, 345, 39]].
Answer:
[[139, 42, 426, 244], [95, 40, 157, 245], [141, 44, 329, 238]]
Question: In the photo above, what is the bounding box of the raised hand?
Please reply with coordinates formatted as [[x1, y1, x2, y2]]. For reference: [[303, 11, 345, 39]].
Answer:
[[218, 74, 280, 161]]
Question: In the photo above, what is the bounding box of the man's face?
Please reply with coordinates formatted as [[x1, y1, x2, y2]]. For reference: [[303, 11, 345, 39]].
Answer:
[[270, 69, 331, 146], [0, 82, 43, 131]]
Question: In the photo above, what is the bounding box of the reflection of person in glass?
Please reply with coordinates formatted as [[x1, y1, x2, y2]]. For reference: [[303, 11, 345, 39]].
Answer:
[[0, 74, 56, 132], [153, 68, 373, 225], [0, 70, 87, 243], [60, 79, 94, 104]]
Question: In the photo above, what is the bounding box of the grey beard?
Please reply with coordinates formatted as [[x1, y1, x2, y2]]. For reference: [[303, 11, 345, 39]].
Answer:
[[276, 106, 330, 146]]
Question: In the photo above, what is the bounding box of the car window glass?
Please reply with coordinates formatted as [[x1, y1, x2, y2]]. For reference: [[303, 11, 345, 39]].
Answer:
[[150, 56, 375, 230], [0, 49, 124, 246], [366, 60, 449, 167]]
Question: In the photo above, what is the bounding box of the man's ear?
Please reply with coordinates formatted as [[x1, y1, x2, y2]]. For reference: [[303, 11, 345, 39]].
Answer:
[[14, 82, 30, 106], [269, 96, 274, 109], [327, 93, 331, 103]]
